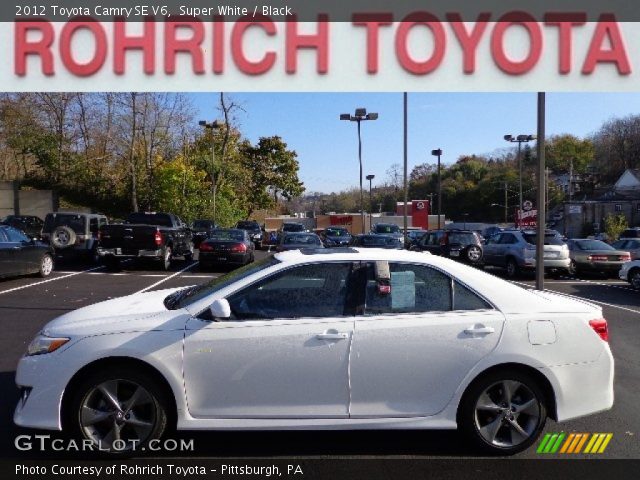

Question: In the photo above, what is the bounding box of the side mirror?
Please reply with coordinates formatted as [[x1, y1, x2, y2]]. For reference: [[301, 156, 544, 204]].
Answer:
[[209, 298, 231, 320]]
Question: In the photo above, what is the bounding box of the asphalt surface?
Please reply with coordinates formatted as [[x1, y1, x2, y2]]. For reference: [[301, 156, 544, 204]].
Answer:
[[0, 250, 638, 460]]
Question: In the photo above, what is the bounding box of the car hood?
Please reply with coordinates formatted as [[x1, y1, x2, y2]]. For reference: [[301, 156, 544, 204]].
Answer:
[[325, 235, 351, 241], [42, 287, 189, 337]]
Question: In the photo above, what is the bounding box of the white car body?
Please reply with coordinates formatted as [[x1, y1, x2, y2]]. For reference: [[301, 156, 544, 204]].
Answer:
[[15, 249, 613, 440]]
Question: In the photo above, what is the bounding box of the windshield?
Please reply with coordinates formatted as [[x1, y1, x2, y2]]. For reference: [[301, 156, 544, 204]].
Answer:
[[374, 224, 400, 234], [44, 214, 86, 234], [165, 256, 281, 310], [284, 234, 320, 245], [575, 240, 615, 251], [209, 229, 244, 241], [325, 228, 349, 236], [360, 235, 396, 246], [523, 233, 565, 246]]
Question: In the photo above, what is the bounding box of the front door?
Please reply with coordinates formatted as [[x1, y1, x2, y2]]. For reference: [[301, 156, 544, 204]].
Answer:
[[349, 262, 504, 417], [183, 261, 356, 418]]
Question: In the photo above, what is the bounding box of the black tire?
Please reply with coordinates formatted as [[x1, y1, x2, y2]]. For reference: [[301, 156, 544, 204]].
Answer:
[[51, 226, 76, 249], [629, 268, 640, 289], [38, 253, 54, 278], [458, 369, 548, 455], [505, 258, 519, 278], [103, 256, 121, 272], [64, 367, 169, 454], [199, 262, 209, 272], [568, 260, 578, 278], [183, 242, 194, 261], [161, 246, 172, 271]]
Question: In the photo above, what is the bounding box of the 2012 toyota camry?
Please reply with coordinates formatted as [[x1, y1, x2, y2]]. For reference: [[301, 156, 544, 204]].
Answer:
[[14, 248, 614, 455]]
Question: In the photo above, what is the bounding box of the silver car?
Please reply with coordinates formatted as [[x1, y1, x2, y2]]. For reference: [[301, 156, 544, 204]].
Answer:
[[483, 230, 570, 278]]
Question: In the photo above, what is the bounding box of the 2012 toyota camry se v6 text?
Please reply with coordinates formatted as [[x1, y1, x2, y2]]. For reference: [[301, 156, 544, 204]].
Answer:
[[13, 248, 614, 455]]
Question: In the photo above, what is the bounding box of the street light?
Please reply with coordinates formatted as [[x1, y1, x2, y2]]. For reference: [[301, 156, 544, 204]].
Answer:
[[340, 108, 379, 233], [431, 149, 443, 229], [504, 134, 536, 225], [366, 174, 375, 230], [199, 120, 221, 223], [491, 203, 508, 223]]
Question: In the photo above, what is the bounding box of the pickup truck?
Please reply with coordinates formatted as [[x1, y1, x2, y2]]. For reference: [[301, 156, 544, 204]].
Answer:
[[98, 212, 193, 270]]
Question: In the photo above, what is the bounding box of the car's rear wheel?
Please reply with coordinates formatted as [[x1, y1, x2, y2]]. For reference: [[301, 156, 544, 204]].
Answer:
[[162, 247, 172, 271], [568, 260, 578, 277], [506, 258, 519, 278], [629, 268, 640, 289], [66, 368, 169, 454], [465, 245, 483, 264], [38, 253, 54, 278], [184, 242, 194, 261], [459, 370, 547, 455]]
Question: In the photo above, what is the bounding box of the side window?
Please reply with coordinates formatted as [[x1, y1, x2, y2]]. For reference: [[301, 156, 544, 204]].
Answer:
[[0, 229, 8, 242], [453, 281, 492, 310], [365, 263, 452, 315], [89, 217, 99, 234], [227, 262, 352, 320], [5, 227, 28, 243], [499, 233, 516, 244]]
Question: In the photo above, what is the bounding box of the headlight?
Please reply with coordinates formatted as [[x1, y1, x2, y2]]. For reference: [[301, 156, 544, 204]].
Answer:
[[26, 334, 70, 356]]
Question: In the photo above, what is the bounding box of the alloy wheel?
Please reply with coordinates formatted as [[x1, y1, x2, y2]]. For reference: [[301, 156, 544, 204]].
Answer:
[[467, 246, 482, 262], [474, 380, 542, 448], [79, 379, 157, 451], [631, 270, 640, 289], [40, 255, 53, 277]]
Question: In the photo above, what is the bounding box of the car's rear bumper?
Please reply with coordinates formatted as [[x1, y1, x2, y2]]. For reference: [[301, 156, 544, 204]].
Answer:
[[521, 258, 571, 270], [577, 261, 628, 272], [97, 248, 163, 259], [200, 252, 248, 265]]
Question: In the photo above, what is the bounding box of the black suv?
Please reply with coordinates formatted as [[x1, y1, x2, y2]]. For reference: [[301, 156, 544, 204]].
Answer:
[[411, 229, 483, 265], [1, 215, 44, 240], [236, 220, 263, 248]]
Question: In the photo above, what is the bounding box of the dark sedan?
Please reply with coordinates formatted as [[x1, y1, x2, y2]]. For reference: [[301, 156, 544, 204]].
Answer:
[[191, 219, 217, 248], [405, 229, 428, 249], [198, 229, 255, 270], [350, 234, 403, 249], [1, 215, 44, 240], [277, 233, 323, 252], [566, 239, 631, 277], [319, 227, 352, 247], [0, 225, 54, 279]]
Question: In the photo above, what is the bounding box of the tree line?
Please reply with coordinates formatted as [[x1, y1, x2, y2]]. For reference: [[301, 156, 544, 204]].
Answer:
[[297, 113, 640, 223], [0, 93, 304, 226]]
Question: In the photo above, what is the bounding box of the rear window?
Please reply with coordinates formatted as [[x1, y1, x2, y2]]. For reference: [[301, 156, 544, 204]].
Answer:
[[193, 220, 214, 229], [282, 223, 305, 232], [374, 224, 400, 234], [523, 233, 564, 246], [43, 214, 87, 234], [237, 221, 260, 230], [210, 229, 244, 241], [284, 234, 320, 245], [575, 240, 614, 251], [622, 229, 640, 238], [126, 213, 173, 227], [448, 233, 477, 245]]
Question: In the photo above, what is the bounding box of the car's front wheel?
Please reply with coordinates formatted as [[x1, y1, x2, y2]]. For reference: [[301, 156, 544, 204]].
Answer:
[[629, 268, 640, 289], [465, 245, 483, 264], [66, 368, 169, 454], [458, 370, 547, 455], [505, 258, 519, 278], [38, 253, 54, 278]]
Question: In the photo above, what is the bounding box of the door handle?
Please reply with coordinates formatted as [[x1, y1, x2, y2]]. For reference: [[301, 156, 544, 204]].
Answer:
[[464, 325, 495, 335], [316, 330, 348, 341]]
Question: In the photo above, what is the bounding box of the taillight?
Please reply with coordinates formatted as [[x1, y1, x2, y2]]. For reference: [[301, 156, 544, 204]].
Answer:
[[201, 243, 214, 252], [97, 230, 102, 242], [620, 254, 631, 261], [440, 233, 448, 246], [588, 255, 608, 262], [154, 230, 162, 246], [589, 318, 609, 342], [230, 243, 247, 253]]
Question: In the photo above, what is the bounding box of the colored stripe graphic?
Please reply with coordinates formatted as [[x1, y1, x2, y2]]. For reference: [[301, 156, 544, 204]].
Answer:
[[537, 433, 612, 454]]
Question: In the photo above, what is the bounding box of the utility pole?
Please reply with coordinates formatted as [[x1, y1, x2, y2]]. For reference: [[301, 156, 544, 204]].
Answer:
[[536, 93, 546, 291], [504, 182, 509, 224]]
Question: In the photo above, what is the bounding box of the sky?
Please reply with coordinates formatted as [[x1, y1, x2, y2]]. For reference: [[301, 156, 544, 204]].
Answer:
[[190, 92, 640, 194]]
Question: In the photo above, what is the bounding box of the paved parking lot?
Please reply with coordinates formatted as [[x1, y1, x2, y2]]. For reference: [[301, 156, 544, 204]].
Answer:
[[0, 252, 638, 459]]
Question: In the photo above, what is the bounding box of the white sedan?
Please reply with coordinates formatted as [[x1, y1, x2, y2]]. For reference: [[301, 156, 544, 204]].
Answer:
[[15, 248, 613, 455]]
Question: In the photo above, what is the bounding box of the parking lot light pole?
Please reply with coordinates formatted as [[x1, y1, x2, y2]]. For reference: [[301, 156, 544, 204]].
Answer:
[[431, 149, 443, 229], [340, 108, 378, 234], [366, 174, 375, 231], [199, 120, 221, 223], [491, 203, 508, 223], [504, 134, 536, 224]]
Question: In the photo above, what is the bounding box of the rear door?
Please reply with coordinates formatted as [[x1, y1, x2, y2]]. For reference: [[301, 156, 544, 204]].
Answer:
[[0, 229, 15, 276], [349, 261, 504, 417]]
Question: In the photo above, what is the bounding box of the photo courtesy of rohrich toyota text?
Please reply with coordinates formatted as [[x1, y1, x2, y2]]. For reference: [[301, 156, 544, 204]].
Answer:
[[0, 1, 639, 479]]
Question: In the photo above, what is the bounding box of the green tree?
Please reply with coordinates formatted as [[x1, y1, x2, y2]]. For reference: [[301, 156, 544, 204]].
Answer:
[[545, 134, 595, 174], [604, 213, 628, 241]]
